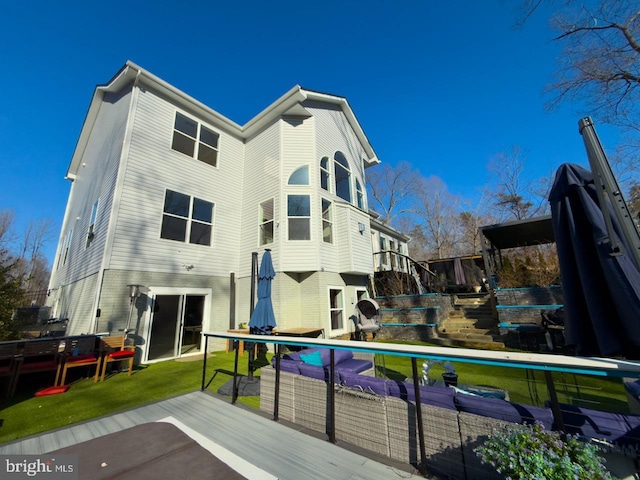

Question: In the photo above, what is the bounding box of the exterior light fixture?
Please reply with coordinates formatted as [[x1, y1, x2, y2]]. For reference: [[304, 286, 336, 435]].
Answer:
[[358, 223, 366, 234]]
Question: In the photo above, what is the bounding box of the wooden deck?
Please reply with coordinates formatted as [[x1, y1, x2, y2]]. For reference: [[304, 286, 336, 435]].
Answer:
[[0, 391, 423, 480]]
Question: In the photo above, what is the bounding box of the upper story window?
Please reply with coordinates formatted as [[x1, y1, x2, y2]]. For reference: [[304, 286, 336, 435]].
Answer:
[[322, 199, 333, 244], [171, 112, 220, 167], [86, 199, 99, 248], [161, 190, 214, 246], [356, 180, 364, 209], [259, 199, 274, 246], [320, 157, 330, 191], [287, 194, 310, 240], [288, 166, 309, 185], [57, 229, 73, 269], [334, 152, 351, 202]]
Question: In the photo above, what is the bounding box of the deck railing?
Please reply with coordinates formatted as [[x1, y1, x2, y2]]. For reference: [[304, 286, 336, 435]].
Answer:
[[203, 332, 640, 478]]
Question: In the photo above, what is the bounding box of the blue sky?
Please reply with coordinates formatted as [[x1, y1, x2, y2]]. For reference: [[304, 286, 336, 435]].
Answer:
[[0, 1, 620, 265]]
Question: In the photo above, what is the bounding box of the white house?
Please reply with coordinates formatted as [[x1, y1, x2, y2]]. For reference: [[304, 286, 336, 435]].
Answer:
[[47, 61, 408, 361]]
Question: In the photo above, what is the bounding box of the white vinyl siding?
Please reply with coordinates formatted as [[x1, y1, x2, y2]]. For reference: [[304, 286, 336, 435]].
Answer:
[[108, 85, 244, 275], [49, 88, 132, 288]]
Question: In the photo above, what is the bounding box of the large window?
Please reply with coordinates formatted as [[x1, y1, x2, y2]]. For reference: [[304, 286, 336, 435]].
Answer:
[[334, 151, 352, 202], [161, 190, 214, 246], [287, 195, 310, 240], [329, 288, 344, 330], [171, 112, 220, 167], [259, 199, 274, 246], [322, 199, 333, 244]]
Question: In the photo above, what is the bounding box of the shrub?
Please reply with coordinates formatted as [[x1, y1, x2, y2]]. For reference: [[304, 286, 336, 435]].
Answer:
[[475, 422, 614, 480]]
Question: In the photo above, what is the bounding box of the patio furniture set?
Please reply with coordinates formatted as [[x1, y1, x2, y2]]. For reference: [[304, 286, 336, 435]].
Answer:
[[260, 347, 640, 480], [0, 334, 134, 398]]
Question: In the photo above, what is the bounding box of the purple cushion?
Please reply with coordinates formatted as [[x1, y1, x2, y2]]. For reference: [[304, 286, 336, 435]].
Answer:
[[335, 358, 372, 374], [316, 348, 353, 366], [274, 358, 301, 374], [387, 381, 457, 410], [625, 380, 640, 397], [458, 395, 553, 429], [555, 403, 640, 447], [298, 363, 328, 381], [340, 370, 388, 396]]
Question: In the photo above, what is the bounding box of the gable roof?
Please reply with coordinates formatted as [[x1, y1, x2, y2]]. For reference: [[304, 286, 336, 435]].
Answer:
[[67, 61, 380, 179]]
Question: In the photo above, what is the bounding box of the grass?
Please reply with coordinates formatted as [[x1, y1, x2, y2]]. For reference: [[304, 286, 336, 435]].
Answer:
[[0, 350, 260, 444], [0, 344, 630, 445]]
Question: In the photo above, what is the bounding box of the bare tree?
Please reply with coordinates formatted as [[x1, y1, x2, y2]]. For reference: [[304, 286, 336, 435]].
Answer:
[[413, 176, 463, 259], [487, 146, 551, 221], [366, 161, 418, 226]]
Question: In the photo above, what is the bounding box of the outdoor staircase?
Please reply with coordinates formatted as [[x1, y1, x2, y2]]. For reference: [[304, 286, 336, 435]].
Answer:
[[431, 293, 505, 349]]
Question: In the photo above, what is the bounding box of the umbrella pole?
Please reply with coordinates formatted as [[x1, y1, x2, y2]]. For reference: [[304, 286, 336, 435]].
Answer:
[[248, 252, 258, 380]]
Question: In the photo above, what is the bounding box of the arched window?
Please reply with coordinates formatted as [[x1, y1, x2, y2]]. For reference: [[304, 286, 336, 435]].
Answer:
[[334, 151, 351, 202], [356, 179, 364, 209], [320, 157, 330, 191], [288, 166, 309, 185]]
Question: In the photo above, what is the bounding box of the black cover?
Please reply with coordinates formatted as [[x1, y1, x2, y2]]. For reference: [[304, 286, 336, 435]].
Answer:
[[549, 163, 640, 357]]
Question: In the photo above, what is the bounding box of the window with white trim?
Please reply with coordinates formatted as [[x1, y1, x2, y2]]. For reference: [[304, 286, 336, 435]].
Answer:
[[287, 195, 310, 240], [171, 112, 220, 167], [334, 151, 351, 202], [161, 190, 214, 246], [329, 288, 344, 330], [379, 236, 388, 268], [288, 166, 309, 185], [356, 179, 364, 209], [259, 199, 274, 246], [86, 199, 99, 248], [390, 240, 397, 269], [322, 199, 332, 243], [320, 157, 330, 191]]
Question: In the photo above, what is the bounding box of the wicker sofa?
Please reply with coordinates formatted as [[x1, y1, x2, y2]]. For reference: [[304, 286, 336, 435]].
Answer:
[[260, 355, 640, 480]]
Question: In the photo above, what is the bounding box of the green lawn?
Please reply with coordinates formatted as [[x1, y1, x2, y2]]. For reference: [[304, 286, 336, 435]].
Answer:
[[0, 351, 259, 444], [0, 346, 630, 445]]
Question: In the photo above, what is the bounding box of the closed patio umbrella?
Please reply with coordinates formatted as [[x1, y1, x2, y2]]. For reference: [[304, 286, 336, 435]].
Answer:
[[549, 163, 640, 358], [247, 250, 276, 379]]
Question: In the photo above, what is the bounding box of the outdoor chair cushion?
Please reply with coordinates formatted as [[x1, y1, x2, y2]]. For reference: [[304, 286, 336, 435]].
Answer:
[[624, 380, 640, 397], [108, 350, 135, 359], [333, 358, 372, 373], [283, 348, 318, 361], [276, 358, 302, 374], [35, 385, 69, 397], [387, 380, 457, 410], [340, 370, 387, 396], [299, 350, 323, 367], [551, 403, 640, 448], [298, 363, 329, 381], [457, 394, 554, 429]]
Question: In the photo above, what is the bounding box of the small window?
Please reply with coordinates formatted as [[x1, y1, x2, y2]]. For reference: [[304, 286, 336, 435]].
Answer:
[[334, 151, 351, 202], [288, 166, 309, 185], [288, 195, 310, 240], [379, 236, 388, 267], [86, 200, 99, 248], [161, 190, 214, 246], [322, 199, 332, 244], [259, 199, 274, 246], [62, 230, 73, 267], [329, 288, 344, 330], [390, 240, 397, 269], [320, 157, 330, 191], [172, 112, 219, 167], [356, 179, 364, 209]]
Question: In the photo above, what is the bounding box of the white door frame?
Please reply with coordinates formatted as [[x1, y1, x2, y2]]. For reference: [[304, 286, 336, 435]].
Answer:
[[143, 287, 212, 363]]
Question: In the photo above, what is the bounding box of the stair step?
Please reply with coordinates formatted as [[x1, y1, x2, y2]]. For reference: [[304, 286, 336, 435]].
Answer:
[[427, 337, 506, 349]]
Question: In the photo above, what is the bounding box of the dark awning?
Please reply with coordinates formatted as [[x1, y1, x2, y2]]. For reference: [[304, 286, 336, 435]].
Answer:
[[480, 216, 555, 250]]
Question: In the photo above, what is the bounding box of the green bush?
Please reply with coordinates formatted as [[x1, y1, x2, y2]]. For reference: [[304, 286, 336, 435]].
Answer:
[[475, 422, 614, 479]]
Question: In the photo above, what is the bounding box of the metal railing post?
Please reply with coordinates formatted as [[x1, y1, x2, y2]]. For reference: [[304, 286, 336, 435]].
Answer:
[[201, 335, 209, 391], [411, 357, 427, 476], [329, 349, 336, 443], [274, 343, 281, 421], [231, 346, 239, 404]]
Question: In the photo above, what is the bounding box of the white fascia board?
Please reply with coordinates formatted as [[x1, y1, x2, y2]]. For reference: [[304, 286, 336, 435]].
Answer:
[[241, 85, 308, 139], [370, 217, 411, 242]]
